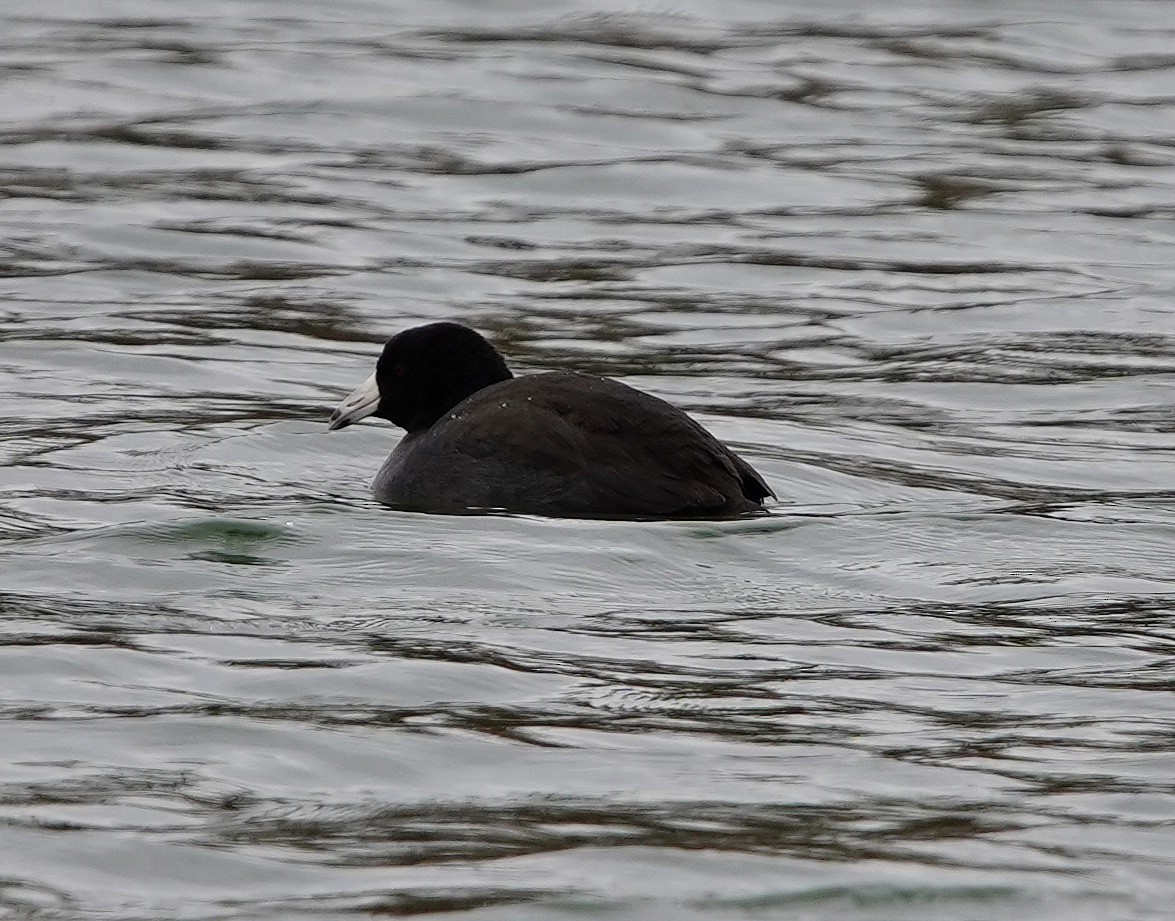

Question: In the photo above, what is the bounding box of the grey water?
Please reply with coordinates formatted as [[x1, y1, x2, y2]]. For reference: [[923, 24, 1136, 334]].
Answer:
[[2, 0, 1174, 918]]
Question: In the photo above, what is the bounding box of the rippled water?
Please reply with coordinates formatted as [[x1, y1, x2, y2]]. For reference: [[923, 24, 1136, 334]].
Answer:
[[2, 0, 1174, 918]]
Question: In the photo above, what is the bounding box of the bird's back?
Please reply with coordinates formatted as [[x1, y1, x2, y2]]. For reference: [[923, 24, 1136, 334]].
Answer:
[[372, 371, 772, 518]]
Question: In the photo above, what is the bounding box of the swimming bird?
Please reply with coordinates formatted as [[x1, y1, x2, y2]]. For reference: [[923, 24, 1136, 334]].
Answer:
[[328, 322, 773, 518]]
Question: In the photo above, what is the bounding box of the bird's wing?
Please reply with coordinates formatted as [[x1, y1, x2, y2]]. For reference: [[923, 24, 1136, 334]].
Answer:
[[443, 373, 766, 516]]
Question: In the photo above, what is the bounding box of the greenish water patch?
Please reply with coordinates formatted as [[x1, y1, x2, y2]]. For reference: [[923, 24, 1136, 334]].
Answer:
[[129, 518, 296, 566], [157, 519, 291, 544]]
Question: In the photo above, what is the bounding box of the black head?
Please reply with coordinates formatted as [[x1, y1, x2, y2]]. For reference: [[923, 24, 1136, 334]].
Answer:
[[329, 322, 513, 434]]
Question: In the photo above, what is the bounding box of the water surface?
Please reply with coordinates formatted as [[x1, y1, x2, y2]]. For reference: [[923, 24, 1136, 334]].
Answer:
[[1, 1, 1174, 918]]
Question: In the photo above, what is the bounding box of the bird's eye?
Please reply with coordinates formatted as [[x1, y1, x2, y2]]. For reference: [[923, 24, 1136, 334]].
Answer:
[[393, 363, 406, 377]]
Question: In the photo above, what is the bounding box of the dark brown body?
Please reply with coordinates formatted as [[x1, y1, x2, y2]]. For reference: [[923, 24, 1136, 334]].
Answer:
[[372, 371, 772, 519]]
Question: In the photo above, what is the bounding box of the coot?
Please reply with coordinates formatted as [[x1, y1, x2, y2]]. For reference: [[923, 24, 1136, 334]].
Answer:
[[328, 322, 773, 518]]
